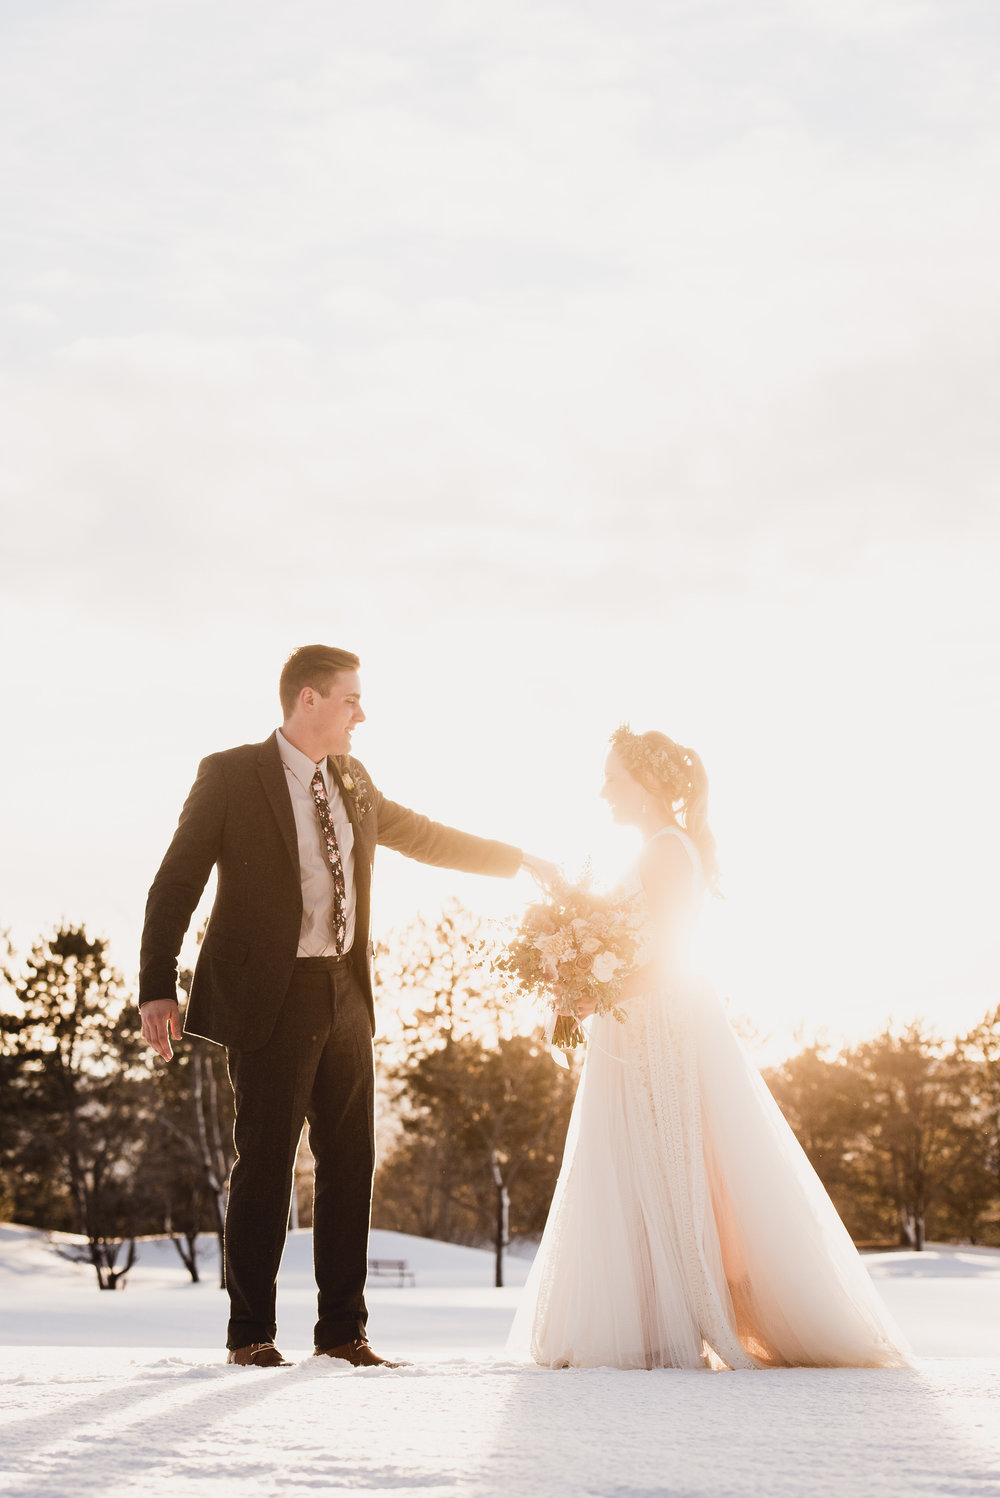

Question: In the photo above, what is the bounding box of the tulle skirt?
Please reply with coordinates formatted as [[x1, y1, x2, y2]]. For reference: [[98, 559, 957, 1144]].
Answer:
[[509, 979, 911, 1370]]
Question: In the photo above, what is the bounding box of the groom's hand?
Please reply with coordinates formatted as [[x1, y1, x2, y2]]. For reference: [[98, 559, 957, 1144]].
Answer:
[[140, 999, 182, 1061]]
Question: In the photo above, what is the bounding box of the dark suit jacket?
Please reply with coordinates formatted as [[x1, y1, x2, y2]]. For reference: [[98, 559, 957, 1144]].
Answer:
[[139, 733, 522, 1049]]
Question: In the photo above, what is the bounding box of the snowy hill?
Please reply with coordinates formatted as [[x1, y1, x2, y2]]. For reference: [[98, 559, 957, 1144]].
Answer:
[[2, 1221, 998, 1355], [2, 1224, 999, 1498]]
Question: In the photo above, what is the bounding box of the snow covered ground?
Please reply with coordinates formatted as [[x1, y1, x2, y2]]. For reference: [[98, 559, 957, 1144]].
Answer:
[[1, 1224, 998, 1497]]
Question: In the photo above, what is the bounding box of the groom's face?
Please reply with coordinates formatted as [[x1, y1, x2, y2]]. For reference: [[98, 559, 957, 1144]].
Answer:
[[313, 669, 365, 756]]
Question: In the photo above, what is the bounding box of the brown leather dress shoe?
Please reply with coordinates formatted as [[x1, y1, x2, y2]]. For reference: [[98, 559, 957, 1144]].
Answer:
[[226, 1342, 291, 1367], [313, 1337, 402, 1368]]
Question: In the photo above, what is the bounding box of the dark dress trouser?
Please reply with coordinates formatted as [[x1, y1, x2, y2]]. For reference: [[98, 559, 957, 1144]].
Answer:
[[224, 954, 375, 1351]]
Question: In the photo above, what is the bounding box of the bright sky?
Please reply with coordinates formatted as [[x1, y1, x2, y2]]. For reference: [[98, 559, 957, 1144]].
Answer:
[[2, 0, 998, 1058]]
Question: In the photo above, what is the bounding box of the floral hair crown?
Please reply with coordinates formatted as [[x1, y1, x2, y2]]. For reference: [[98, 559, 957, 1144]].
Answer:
[[609, 724, 690, 801]]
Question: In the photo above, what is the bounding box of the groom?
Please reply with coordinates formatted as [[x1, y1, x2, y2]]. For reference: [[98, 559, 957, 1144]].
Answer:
[[139, 644, 551, 1367]]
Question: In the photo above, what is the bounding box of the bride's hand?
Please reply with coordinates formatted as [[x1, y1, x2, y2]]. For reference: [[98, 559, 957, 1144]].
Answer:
[[521, 853, 561, 889]]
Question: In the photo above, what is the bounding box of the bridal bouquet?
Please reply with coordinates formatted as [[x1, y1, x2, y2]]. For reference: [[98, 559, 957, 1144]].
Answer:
[[488, 880, 642, 1053]]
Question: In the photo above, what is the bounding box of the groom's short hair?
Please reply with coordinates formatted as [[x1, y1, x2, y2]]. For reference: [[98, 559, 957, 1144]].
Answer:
[[279, 645, 361, 718]]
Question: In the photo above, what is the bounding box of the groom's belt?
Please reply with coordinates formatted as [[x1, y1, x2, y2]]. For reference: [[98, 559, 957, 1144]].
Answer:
[[293, 951, 354, 972]]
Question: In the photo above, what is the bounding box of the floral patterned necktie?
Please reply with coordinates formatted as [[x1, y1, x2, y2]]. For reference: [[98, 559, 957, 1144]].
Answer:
[[309, 768, 347, 955]]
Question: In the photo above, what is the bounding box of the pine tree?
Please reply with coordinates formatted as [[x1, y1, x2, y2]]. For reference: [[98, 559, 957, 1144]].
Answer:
[[0, 926, 150, 1287]]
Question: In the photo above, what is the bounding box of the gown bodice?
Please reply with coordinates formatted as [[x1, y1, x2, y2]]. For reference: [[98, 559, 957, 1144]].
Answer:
[[613, 825, 704, 985]]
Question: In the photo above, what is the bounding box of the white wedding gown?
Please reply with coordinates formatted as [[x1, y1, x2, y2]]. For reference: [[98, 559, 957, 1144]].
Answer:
[[510, 828, 911, 1370]]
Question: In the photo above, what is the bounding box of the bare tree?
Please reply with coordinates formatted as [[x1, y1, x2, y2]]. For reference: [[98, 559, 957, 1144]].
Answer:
[[144, 967, 234, 1285], [373, 902, 577, 1283]]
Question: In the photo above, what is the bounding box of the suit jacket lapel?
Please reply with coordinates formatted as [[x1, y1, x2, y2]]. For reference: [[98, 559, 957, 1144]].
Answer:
[[258, 733, 299, 878]]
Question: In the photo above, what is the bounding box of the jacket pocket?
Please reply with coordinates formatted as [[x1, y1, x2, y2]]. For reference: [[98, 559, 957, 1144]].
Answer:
[[208, 935, 250, 966]]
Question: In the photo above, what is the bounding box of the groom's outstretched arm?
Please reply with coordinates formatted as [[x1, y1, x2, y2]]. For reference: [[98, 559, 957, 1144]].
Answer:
[[374, 791, 523, 877]]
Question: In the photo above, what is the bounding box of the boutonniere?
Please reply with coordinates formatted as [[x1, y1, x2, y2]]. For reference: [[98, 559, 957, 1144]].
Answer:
[[340, 759, 373, 819]]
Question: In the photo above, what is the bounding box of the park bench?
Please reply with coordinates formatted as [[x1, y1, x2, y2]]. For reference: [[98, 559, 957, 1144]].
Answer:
[[367, 1257, 415, 1287]]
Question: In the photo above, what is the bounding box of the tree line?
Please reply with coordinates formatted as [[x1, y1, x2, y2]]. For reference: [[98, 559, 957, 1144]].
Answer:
[[1, 910, 998, 1293], [764, 1015, 1000, 1250]]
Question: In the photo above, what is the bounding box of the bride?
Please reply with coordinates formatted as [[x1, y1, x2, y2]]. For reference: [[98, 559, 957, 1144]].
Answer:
[[510, 726, 911, 1371]]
